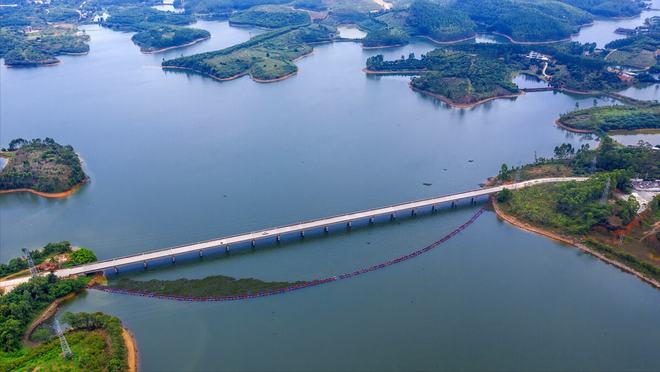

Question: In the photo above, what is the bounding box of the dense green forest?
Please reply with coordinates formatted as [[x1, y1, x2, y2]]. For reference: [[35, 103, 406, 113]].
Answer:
[[455, 0, 592, 42], [0, 275, 87, 351], [293, 0, 327, 11], [162, 24, 335, 81], [406, 0, 476, 42], [362, 27, 410, 47], [0, 138, 87, 193], [558, 0, 645, 18], [103, 7, 195, 30], [179, 0, 290, 19], [229, 5, 310, 28], [559, 104, 660, 132]]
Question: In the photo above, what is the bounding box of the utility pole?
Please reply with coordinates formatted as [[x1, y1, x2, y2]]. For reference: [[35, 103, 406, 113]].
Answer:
[[600, 177, 611, 206], [22, 248, 38, 277], [54, 319, 73, 359]]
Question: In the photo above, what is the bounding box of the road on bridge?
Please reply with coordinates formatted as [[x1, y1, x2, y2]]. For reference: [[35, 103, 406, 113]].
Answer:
[[0, 177, 586, 291]]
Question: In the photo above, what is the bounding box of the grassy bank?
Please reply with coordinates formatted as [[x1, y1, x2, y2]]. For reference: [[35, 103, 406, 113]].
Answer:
[[1, 312, 132, 372]]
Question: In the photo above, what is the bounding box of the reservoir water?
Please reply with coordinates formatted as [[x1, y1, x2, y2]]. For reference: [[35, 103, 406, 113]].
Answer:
[[2, 17, 660, 371]]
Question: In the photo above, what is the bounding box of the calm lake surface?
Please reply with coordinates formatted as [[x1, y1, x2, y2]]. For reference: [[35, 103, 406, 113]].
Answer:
[[2, 18, 660, 371]]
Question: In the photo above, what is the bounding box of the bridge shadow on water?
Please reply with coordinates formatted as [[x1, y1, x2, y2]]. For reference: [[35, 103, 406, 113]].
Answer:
[[104, 196, 490, 281]]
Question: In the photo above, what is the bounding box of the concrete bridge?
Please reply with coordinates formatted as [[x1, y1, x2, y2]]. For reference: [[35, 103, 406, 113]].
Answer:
[[0, 177, 586, 291]]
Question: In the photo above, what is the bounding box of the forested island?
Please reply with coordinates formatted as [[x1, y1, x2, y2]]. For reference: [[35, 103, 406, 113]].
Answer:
[[162, 23, 335, 82], [103, 7, 210, 53], [492, 138, 660, 287], [0, 244, 136, 371], [0, 138, 87, 197]]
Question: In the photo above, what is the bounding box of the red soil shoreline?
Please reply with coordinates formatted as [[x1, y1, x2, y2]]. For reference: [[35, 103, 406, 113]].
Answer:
[[554, 118, 595, 133], [0, 179, 88, 199], [492, 197, 660, 290], [410, 83, 523, 109]]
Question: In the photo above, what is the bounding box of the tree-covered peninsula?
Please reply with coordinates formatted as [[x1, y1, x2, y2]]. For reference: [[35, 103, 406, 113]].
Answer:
[[0, 4, 89, 67], [162, 23, 335, 82], [604, 17, 660, 70], [0, 138, 87, 195], [493, 139, 660, 287], [558, 103, 660, 133]]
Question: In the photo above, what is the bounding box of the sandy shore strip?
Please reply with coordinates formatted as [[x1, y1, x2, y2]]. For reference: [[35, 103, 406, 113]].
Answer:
[[123, 327, 139, 372], [363, 68, 427, 75], [141, 36, 210, 54], [410, 83, 523, 109], [491, 197, 660, 290], [362, 43, 406, 50], [0, 179, 88, 199], [554, 118, 595, 133]]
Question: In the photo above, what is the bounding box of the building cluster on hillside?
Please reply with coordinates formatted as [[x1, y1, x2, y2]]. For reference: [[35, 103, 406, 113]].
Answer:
[[526, 51, 551, 61], [607, 66, 638, 81]]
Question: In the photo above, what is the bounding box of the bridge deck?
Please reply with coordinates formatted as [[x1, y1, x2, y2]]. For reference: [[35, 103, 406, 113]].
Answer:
[[0, 177, 586, 290]]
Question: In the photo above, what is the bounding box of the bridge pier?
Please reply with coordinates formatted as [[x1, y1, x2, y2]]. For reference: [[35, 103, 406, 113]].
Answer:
[[199, 250, 203, 258], [251, 240, 256, 248], [300, 230, 305, 238], [171, 256, 176, 264], [143, 261, 148, 270], [114, 266, 118, 274], [431, 205, 436, 213], [451, 201, 455, 208], [390, 212, 396, 220], [369, 216, 375, 224], [411, 209, 416, 217], [471, 197, 474, 205], [276, 235, 281, 243], [324, 226, 329, 233], [347, 221, 352, 229], [225, 245, 230, 253]]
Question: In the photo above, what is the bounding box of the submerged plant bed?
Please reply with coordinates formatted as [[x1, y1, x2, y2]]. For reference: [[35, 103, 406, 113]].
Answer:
[[108, 275, 306, 297]]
